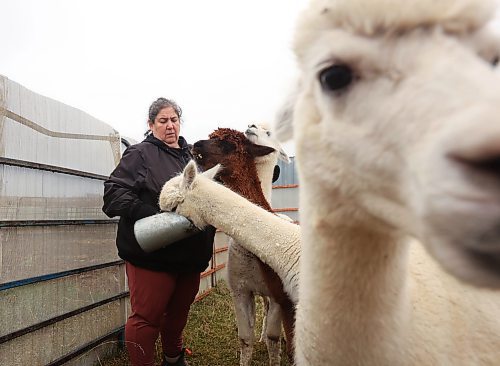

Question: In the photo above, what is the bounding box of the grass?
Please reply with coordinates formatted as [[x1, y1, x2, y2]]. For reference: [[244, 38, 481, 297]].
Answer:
[[99, 281, 292, 366]]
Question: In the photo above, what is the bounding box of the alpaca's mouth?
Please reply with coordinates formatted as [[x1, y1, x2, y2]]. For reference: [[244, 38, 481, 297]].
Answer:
[[422, 200, 500, 288], [465, 247, 500, 271], [450, 154, 500, 185], [245, 130, 258, 143], [417, 211, 500, 288], [436, 236, 500, 288], [191, 147, 203, 161]]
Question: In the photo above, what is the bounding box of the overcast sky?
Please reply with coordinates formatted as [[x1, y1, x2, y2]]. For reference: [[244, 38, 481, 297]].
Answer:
[[1, 0, 308, 155]]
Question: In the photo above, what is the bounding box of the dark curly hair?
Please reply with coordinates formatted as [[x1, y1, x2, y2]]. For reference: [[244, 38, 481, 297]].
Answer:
[[145, 97, 183, 136]]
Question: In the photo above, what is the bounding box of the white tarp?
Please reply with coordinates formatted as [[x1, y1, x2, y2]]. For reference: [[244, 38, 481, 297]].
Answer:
[[0, 74, 120, 175]]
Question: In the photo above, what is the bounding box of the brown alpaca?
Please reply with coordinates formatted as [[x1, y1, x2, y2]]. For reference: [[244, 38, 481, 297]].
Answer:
[[193, 128, 295, 365]]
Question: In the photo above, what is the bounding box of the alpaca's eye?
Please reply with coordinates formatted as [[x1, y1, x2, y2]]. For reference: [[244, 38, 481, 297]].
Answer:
[[319, 65, 353, 91], [491, 56, 499, 67], [266, 131, 271, 136]]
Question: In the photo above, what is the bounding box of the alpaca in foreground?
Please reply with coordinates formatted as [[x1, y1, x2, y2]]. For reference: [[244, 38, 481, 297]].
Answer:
[[192, 126, 293, 365], [160, 159, 500, 365], [272, 0, 500, 364]]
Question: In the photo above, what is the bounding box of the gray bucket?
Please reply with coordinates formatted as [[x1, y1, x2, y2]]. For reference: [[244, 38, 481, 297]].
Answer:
[[134, 212, 201, 253]]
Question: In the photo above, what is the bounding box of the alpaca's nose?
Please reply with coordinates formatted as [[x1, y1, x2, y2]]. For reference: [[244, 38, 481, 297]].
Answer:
[[444, 105, 500, 187], [246, 124, 257, 135], [448, 140, 500, 183], [462, 156, 500, 181], [245, 126, 257, 137], [192, 141, 206, 161]]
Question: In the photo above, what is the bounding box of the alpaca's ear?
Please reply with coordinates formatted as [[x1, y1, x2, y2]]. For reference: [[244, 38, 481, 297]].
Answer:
[[181, 160, 198, 190], [277, 146, 290, 163], [274, 106, 293, 142], [249, 143, 276, 158], [202, 163, 221, 180], [274, 81, 300, 142]]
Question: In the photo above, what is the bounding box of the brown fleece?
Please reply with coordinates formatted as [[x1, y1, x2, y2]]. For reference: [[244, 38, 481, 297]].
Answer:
[[208, 128, 274, 212]]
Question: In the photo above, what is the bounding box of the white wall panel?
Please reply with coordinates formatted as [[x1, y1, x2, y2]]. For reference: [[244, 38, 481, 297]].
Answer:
[[0, 264, 126, 337], [0, 300, 126, 366], [0, 224, 118, 284], [0, 75, 120, 176], [0, 165, 107, 221]]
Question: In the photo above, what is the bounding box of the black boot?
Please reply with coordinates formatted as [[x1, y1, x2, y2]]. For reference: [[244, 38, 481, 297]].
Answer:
[[162, 348, 189, 366]]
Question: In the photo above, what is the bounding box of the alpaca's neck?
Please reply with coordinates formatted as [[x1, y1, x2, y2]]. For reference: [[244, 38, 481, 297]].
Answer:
[[187, 177, 301, 301], [219, 171, 273, 213], [255, 154, 278, 202], [295, 188, 411, 364]]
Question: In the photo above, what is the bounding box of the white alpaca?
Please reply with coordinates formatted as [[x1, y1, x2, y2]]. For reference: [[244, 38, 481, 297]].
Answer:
[[244, 122, 291, 336], [233, 123, 290, 365], [160, 160, 500, 366], [159, 161, 301, 304], [272, 0, 500, 364]]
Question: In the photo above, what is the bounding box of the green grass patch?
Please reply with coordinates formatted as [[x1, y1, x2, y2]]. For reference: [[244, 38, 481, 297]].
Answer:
[[100, 281, 291, 366]]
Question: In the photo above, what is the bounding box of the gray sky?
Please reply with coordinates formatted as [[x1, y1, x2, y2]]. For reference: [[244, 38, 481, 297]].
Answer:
[[1, 0, 308, 155]]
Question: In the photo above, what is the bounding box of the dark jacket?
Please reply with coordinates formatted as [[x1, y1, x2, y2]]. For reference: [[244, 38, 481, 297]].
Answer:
[[102, 134, 215, 273]]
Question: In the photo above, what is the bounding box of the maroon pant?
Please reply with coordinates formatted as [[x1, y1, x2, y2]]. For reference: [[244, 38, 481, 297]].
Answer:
[[125, 262, 201, 366]]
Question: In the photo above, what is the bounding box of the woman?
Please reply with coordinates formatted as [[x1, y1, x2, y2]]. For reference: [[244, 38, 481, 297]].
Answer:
[[103, 98, 215, 366]]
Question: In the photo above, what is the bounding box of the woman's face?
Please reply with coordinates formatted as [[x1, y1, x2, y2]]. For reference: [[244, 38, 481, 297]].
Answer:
[[148, 106, 181, 148]]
